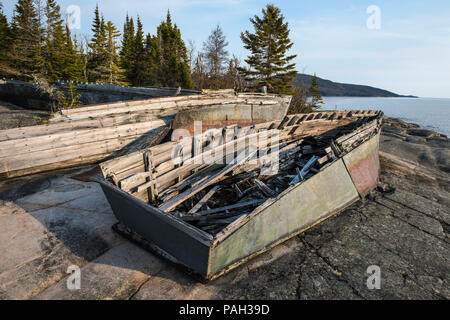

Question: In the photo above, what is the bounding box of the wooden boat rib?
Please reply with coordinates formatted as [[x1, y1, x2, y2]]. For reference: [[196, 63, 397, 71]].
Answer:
[[99, 109, 383, 280]]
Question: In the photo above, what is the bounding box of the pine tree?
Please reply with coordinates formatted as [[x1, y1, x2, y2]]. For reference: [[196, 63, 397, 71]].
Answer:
[[308, 73, 323, 108], [104, 21, 124, 84], [11, 0, 44, 80], [202, 24, 229, 88], [0, 2, 15, 77], [130, 16, 146, 86], [157, 11, 193, 89], [120, 14, 135, 84], [44, 0, 66, 81], [240, 4, 297, 93], [88, 4, 108, 82], [143, 33, 162, 86], [61, 24, 83, 81]]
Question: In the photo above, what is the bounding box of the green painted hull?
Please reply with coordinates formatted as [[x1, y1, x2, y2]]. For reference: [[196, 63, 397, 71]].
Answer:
[[101, 132, 381, 280]]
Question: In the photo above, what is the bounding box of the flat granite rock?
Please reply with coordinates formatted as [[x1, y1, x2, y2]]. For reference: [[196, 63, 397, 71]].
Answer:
[[0, 117, 448, 300]]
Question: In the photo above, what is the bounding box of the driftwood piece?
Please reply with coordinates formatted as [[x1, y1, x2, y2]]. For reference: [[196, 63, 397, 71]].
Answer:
[[158, 150, 257, 212], [188, 185, 221, 215], [254, 179, 276, 198]]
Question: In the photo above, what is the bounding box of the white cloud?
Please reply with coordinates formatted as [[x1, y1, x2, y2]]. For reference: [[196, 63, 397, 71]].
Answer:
[[288, 11, 450, 97]]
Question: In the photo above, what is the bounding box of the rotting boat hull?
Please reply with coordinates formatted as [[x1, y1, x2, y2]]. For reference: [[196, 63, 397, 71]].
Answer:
[[0, 91, 290, 179], [208, 132, 380, 278], [99, 116, 382, 280], [172, 100, 290, 135]]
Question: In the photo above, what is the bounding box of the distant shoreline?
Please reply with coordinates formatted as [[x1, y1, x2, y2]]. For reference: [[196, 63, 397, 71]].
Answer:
[[295, 73, 418, 98], [322, 95, 419, 98]]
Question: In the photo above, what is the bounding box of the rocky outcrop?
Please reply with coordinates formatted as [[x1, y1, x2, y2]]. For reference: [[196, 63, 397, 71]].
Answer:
[[0, 117, 448, 300]]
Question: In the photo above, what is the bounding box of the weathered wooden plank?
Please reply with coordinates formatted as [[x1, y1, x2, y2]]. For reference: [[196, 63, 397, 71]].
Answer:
[[188, 185, 221, 215], [125, 130, 279, 193], [183, 200, 264, 219], [51, 97, 255, 122], [196, 201, 263, 216], [0, 120, 166, 158], [158, 150, 257, 212], [0, 114, 170, 142], [254, 179, 276, 197], [0, 134, 143, 173], [289, 156, 319, 186]]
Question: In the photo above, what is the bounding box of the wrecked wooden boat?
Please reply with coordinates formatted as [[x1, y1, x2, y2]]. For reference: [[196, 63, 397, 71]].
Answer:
[[99, 110, 383, 280], [0, 91, 289, 179], [172, 90, 291, 134]]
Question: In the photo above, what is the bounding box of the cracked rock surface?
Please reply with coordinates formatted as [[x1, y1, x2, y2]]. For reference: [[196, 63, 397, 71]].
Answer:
[[0, 117, 448, 300]]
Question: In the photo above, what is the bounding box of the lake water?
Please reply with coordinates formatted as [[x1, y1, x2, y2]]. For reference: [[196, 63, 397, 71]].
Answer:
[[321, 97, 450, 136]]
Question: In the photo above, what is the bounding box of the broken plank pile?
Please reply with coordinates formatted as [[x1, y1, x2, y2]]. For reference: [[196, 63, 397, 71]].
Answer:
[[100, 110, 383, 236]]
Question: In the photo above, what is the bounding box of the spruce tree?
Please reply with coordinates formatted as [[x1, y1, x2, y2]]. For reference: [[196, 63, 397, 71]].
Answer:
[[88, 5, 108, 82], [104, 21, 124, 84], [44, 0, 66, 81], [143, 33, 162, 86], [191, 53, 206, 90], [308, 73, 323, 108], [225, 55, 243, 91], [130, 16, 146, 86], [0, 2, 15, 77], [240, 4, 297, 93], [11, 0, 44, 80], [61, 24, 83, 81], [120, 14, 135, 84], [157, 11, 193, 89]]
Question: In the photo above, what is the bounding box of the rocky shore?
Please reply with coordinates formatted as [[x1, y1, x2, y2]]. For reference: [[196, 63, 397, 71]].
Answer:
[[0, 116, 448, 300], [0, 101, 49, 130]]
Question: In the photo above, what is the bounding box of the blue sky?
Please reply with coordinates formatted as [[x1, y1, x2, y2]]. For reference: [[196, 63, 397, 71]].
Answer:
[[3, 0, 450, 98]]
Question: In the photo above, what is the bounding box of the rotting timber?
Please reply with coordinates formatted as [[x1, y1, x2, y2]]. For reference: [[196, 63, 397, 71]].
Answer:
[[99, 109, 383, 280], [0, 90, 290, 179]]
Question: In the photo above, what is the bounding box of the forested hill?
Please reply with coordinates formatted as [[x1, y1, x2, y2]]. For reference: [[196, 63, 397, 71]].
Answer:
[[294, 74, 417, 97]]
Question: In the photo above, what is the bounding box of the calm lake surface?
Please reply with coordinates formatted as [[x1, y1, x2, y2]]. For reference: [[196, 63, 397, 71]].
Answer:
[[321, 97, 450, 136]]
